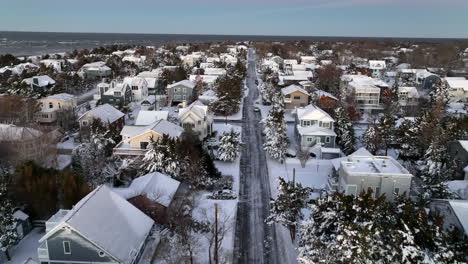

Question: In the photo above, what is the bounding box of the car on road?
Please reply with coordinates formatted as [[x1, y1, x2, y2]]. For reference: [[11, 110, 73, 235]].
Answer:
[[255, 80, 259, 85], [254, 107, 260, 112]]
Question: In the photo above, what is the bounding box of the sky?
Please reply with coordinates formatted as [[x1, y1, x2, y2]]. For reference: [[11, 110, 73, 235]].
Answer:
[[1, 0, 468, 38]]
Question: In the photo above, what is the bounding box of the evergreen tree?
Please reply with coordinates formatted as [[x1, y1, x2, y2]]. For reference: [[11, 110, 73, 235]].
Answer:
[[263, 105, 289, 162], [377, 113, 396, 155], [362, 125, 382, 155], [0, 173, 19, 261], [217, 130, 241, 162], [334, 106, 356, 155], [142, 135, 180, 177], [266, 177, 311, 239]]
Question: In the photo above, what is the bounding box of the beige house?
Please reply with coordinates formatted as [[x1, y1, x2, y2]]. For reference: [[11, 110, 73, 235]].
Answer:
[[330, 151, 413, 201], [113, 119, 183, 158], [36, 93, 77, 123], [178, 100, 213, 140], [281, 85, 310, 109]]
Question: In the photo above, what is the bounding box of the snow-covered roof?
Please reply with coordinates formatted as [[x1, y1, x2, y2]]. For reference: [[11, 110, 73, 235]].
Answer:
[[123, 77, 147, 88], [446, 78, 468, 92], [284, 59, 298, 65], [0, 124, 43, 141], [297, 126, 336, 137], [448, 200, 468, 235], [13, 210, 29, 221], [167, 80, 195, 89], [23, 75, 55, 87], [341, 156, 412, 176], [179, 100, 209, 121], [39, 185, 154, 264], [342, 74, 388, 91], [368, 60, 386, 70], [46, 93, 76, 102], [138, 71, 160, 78], [135, 111, 169, 125], [398, 87, 419, 98], [121, 119, 183, 140], [331, 147, 373, 170], [112, 172, 180, 207], [312, 89, 338, 101], [79, 104, 124, 124], [189, 74, 219, 84], [281, 84, 309, 96], [296, 104, 334, 122], [204, 68, 227, 76], [459, 140, 468, 152]]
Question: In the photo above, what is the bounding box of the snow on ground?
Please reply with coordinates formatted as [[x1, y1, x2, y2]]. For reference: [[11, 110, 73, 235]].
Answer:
[[192, 192, 238, 264], [56, 154, 72, 170], [354, 123, 368, 148], [56, 137, 79, 151], [6, 228, 43, 264], [286, 123, 299, 155]]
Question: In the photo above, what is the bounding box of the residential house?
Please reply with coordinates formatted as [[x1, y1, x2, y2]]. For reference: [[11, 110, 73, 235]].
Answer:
[[220, 54, 238, 65], [281, 84, 310, 109], [140, 95, 167, 111], [167, 80, 195, 104], [278, 72, 313, 86], [137, 72, 164, 95], [330, 154, 413, 201], [122, 55, 146, 66], [203, 68, 227, 76], [300, 56, 317, 64], [113, 119, 183, 158], [36, 93, 77, 124], [178, 100, 213, 140], [295, 104, 337, 151], [445, 77, 468, 103], [37, 185, 154, 264], [430, 199, 468, 238], [181, 52, 205, 67], [99, 81, 132, 107], [78, 61, 112, 79], [40, 59, 64, 72], [341, 74, 388, 114], [398, 86, 419, 106], [310, 89, 339, 110], [22, 75, 56, 91], [189, 74, 219, 88], [123, 77, 149, 101], [448, 140, 468, 180], [112, 172, 181, 224], [368, 60, 386, 78], [78, 104, 125, 130]]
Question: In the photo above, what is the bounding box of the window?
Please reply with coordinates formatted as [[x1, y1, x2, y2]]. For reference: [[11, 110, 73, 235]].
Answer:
[[132, 85, 138, 90], [63, 241, 71, 254], [198, 120, 201, 125], [394, 187, 400, 196], [58, 103, 61, 109], [325, 137, 330, 143], [49, 102, 53, 109], [307, 137, 313, 142], [140, 142, 149, 149], [293, 96, 301, 100], [303, 120, 311, 126], [114, 92, 121, 96], [346, 185, 357, 196], [99, 251, 105, 257], [322, 122, 330, 128], [319, 121, 322, 127], [375, 187, 381, 198], [82, 121, 88, 126], [285, 95, 291, 98]]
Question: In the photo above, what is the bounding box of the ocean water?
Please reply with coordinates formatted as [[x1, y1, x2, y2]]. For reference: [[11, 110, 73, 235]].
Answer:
[[0, 31, 465, 57]]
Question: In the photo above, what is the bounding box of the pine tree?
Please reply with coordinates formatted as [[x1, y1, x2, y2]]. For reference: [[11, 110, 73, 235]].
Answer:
[[142, 135, 180, 177], [266, 177, 311, 239], [362, 125, 382, 155], [0, 173, 19, 260], [377, 113, 396, 155], [217, 130, 241, 162], [263, 105, 289, 162], [334, 106, 356, 155]]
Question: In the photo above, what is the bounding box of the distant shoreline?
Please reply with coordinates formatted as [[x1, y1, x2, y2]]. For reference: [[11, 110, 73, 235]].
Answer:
[[1, 31, 467, 57]]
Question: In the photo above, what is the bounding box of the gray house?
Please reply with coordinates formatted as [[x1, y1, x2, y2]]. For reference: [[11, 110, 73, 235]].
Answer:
[[448, 140, 468, 180], [98, 81, 133, 107], [167, 80, 195, 104], [430, 199, 468, 238], [38, 185, 154, 264], [295, 104, 336, 148]]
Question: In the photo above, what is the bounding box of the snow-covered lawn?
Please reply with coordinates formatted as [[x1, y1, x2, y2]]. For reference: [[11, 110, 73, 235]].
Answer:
[[56, 154, 72, 170], [191, 192, 238, 264], [6, 228, 44, 264]]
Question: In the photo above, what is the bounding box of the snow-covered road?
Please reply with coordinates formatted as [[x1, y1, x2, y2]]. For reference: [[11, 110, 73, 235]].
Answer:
[[233, 49, 288, 264]]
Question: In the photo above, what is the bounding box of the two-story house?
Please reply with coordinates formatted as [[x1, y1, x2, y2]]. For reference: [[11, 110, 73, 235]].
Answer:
[[37, 185, 154, 264], [281, 85, 310, 109], [398, 86, 420, 106], [113, 119, 183, 158], [22, 75, 56, 91], [368, 60, 387, 78], [99, 81, 133, 107], [36, 93, 77, 124], [331, 154, 413, 201], [295, 104, 336, 149], [78, 61, 112, 79], [178, 100, 213, 140], [167, 80, 195, 104], [445, 77, 468, 103], [341, 74, 388, 114], [123, 77, 149, 101], [448, 140, 468, 180], [78, 104, 125, 131]]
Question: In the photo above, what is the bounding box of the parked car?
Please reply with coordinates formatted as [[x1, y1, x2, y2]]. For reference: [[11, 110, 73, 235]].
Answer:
[[208, 189, 237, 200], [254, 107, 260, 112]]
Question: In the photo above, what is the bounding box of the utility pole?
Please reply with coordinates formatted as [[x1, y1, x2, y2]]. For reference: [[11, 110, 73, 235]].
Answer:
[[292, 168, 296, 187], [214, 203, 219, 264]]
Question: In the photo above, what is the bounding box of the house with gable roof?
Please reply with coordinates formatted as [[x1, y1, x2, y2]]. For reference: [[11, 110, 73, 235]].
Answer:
[[37, 185, 154, 264], [167, 80, 195, 104], [36, 93, 77, 124], [78, 104, 125, 132], [281, 84, 310, 109], [178, 100, 213, 140], [295, 104, 336, 149]]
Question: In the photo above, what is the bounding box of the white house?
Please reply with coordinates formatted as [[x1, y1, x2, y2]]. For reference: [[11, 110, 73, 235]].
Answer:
[[332, 154, 413, 201], [123, 77, 149, 101], [178, 100, 213, 140], [78, 104, 125, 129], [134, 110, 169, 126], [295, 104, 336, 150], [445, 77, 468, 103], [398, 86, 420, 106], [204, 68, 227, 76], [341, 74, 388, 113], [36, 93, 77, 123], [23, 75, 56, 90], [368, 60, 387, 78]]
